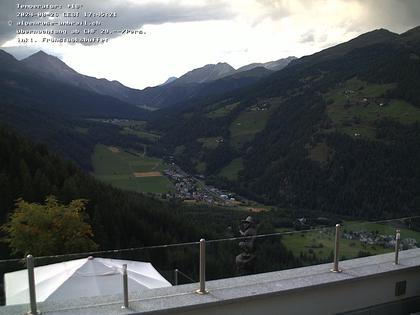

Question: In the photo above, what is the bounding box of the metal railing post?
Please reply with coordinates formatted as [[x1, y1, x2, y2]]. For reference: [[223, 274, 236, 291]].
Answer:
[[331, 224, 342, 273], [196, 239, 208, 294], [121, 264, 129, 309], [395, 230, 401, 265], [174, 268, 178, 286], [26, 254, 39, 315]]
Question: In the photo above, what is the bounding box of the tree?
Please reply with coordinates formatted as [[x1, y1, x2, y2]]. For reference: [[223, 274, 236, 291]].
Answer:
[[1, 196, 98, 256]]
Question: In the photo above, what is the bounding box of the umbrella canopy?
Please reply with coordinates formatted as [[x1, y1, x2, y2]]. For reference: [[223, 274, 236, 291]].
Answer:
[[5, 257, 171, 305]]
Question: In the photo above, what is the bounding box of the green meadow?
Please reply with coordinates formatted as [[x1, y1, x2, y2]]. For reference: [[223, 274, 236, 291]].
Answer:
[[230, 109, 272, 148], [325, 78, 420, 139], [218, 158, 244, 180], [92, 144, 173, 194], [281, 219, 420, 262]]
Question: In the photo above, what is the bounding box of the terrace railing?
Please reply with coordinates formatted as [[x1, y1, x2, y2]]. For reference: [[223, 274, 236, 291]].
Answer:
[[0, 215, 419, 313]]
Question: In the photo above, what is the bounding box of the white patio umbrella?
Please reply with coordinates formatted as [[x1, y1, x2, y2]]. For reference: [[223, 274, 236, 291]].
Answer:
[[4, 257, 172, 305]]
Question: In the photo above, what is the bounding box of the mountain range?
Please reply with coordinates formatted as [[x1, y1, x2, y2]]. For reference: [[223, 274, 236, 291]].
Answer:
[[0, 48, 295, 169], [0, 49, 295, 120], [1, 26, 420, 220], [149, 26, 420, 218], [237, 56, 296, 72], [21, 51, 140, 105], [5, 50, 296, 110], [0, 51, 147, 119], [139, 57, 296, 108]]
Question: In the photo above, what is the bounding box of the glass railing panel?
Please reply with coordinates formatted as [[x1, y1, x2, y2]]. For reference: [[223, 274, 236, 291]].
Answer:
[[102, 242, 200, 286], [206, 226, 337, 281], [342, 216, 420, 261], [396, 216, 420, 251], [279, 227, 336, 269], [1, 215, 418, 313]]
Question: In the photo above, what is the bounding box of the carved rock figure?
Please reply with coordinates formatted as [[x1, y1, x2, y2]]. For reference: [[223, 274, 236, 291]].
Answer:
[[236, 216, 257, 275]]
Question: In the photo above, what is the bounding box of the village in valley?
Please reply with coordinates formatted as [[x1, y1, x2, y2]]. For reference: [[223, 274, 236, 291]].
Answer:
[[163, 163, 249, 207], [342, 230, 418, 249]]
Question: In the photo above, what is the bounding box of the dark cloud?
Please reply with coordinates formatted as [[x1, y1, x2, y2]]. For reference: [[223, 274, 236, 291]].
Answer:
[[0, 0, 233, 45], [353, 0, 420, 33], [0, 1, 16, 45]]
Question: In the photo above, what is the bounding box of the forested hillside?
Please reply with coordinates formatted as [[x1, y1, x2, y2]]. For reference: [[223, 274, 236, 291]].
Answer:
[[148, 27, 420, 219], [0, 49, 153, 171], [1, 27, 419, 225], [0, 127, 205, 259], [0, 103, 149, 170], [0, 127, 304, 280]]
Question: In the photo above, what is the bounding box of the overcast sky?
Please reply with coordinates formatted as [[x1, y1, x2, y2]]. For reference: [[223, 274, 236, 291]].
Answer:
[[1, 0, 419, 89]]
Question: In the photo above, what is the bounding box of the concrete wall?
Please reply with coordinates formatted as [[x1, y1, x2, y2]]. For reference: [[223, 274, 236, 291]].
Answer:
[[1, 249, 420, 315], [168, 268, 420, 315]]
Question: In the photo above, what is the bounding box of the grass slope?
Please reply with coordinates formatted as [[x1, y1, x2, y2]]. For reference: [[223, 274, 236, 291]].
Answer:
[[206, 102, 239, 118], [198, 137, 222, 150], [230, 109, 271, 148], [92, 144, 173, 194], [281, 220, 420, 262], [115, 120, 160, 142], [326, 78, 420, 139], [218, 158, 244, 180]]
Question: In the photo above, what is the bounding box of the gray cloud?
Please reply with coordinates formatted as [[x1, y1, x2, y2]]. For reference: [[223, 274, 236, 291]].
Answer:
[[257, 0, 419, 34], [254, 0, 420, 57], [300, 31, 315, 43], [300, 30, 329, 46], [0, 0, 233, 45], [352, 0, 420, 33], [254, 0, 291, 24], [0, 1, 16, 46]]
